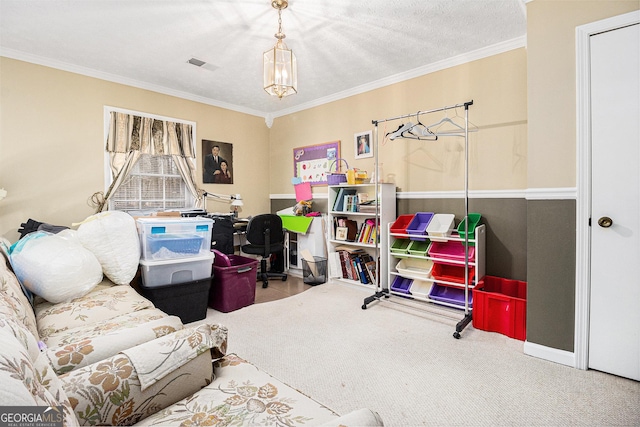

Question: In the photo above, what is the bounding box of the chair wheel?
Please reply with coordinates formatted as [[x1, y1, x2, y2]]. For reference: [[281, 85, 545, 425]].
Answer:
[[262, 282, 268, 288], [281, 275, 287, 281]]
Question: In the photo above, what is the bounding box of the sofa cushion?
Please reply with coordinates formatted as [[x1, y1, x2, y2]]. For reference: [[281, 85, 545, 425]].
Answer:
[[35, 284, 155, 340], [45, 315, 184, 374], [122, 323, 227, 390], [61, 324, 220, 426], [135, 354, 339, 427], [0, 250, 39, 339]]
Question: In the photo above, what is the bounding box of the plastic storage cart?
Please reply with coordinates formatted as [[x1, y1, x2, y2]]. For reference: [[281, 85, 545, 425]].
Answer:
[[209, 250, 259, 313]]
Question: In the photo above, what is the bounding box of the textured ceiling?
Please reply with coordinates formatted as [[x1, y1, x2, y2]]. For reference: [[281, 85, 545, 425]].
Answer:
[[0, 0, 527, 118]]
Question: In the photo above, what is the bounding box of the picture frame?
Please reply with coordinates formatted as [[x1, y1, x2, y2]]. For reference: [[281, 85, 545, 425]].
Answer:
[[335, 226, 348, 241], [293, 140, 341, 186], [202, 140, 234, 184], [354, 130, 373, 159]]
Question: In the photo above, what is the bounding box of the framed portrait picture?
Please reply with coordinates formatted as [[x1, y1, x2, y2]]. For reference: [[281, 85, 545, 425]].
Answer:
[[355, 131, 373, 159], [203, 140, 233, 184], [335, 226, 348, 241]]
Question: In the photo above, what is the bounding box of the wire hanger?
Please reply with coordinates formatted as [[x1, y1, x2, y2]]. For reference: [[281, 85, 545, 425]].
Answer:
[[427, 107, 478, 137], [386, 122, 414, 140], [406, 111, 438, 141]]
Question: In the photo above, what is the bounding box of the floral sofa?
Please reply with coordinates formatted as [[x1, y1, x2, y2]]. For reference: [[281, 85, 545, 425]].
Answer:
[[0, 243, 383, 426]]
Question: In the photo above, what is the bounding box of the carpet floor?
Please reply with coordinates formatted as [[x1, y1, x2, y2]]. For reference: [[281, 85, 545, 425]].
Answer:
[[195, 281, 640, 426]]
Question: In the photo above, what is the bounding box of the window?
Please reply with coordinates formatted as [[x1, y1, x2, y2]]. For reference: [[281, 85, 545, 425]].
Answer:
[[108, 154, 195, 213], [103, 106, 197, 214]]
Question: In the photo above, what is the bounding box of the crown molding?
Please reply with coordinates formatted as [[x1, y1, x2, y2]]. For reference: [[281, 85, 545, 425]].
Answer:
[[2, 35, 526, 122], [0, 47, 266, 119], [268, 35, 527, 120]]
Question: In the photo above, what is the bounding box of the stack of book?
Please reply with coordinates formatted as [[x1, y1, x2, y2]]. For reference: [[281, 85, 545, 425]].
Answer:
[[357, 200, 379, 214], [356, 218, 378, 244], [334, 245, 377, 285]]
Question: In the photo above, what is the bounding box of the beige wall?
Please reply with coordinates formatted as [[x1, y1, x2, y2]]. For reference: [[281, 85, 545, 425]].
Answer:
[[0, 58, 270, 242], [270, 48, 528, 197], [527, 0, 639, 189]]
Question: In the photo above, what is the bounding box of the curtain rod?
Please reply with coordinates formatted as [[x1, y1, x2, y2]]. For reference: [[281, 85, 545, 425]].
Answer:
[[372, 100, 473, 126]]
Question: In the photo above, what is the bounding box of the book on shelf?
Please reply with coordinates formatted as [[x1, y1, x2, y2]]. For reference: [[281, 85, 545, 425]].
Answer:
[[343, 194, 359, 212], [365, 260, 377, 283], [333, 188, 357, 211], [355, 218, 378, 244], [335, 246, 375, 284], [333, 216, 357, 241], [357, 199, 379, 214]]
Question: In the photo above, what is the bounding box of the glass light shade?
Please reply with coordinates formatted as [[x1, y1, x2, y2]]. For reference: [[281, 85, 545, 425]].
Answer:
[[263, 39, 297, 98]]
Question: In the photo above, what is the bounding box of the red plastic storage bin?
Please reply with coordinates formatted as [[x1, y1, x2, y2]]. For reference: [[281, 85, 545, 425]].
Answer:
[[472, 276, 527, 340], [431, 263, 475, 285], [390, 214, 415, 236], [209, 250, 259, 313]]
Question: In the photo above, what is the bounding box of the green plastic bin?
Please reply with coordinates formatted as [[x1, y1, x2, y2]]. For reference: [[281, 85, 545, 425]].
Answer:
[[407, 239, 430, 256], [457, 213, 482, 246]]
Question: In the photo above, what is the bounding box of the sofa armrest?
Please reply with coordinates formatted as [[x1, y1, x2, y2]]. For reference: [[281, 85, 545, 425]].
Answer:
[[60, 323, 227, 426], [45, 315, 184, 374], [319, 408, 385, 426]]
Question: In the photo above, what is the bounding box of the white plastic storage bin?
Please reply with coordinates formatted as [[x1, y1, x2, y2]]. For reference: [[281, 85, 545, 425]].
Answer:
[[395, 258, 433, 280], [426, 213, 455, 242], [139, 251, 214, 287], [137, 217, 213, 260]]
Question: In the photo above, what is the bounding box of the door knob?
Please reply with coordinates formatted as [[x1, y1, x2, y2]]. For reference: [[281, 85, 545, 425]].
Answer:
[[597, 216, 613, 228]]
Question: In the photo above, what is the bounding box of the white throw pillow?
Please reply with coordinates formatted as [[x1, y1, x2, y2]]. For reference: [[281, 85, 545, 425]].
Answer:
[[10, 230, 103, 303], [76, 211, 141, 285]]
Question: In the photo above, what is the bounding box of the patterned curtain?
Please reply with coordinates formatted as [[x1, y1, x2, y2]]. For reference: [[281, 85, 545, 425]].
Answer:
[[98, 112, 202, 212]]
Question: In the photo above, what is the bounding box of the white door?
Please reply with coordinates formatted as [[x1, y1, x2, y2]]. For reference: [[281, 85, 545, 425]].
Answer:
[[589, 23, 640, 381]]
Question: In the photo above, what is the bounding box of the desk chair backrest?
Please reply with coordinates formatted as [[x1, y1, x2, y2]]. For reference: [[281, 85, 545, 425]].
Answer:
[[242, 214, 287, 288], [244, 214, 285, 256]]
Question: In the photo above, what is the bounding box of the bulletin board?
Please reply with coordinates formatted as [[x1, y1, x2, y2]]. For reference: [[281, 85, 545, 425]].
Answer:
[[293, 140, 340, 186]]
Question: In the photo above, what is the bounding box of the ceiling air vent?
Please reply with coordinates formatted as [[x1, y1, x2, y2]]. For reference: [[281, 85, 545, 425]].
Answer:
[[187, 57, 206, 67]]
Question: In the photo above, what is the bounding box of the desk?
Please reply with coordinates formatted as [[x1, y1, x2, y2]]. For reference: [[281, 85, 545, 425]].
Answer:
[[283, 216, 325, 275], [232, 219, 249, 254]]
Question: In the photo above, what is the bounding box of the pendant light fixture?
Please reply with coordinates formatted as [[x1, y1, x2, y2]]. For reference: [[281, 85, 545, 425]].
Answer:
[[263, 0, 297, 98]]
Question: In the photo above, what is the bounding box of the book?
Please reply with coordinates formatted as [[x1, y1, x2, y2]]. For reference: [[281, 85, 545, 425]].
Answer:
[[344, 219, 359, 241], [365, 260, 377, 283], [333, 188, 356, 211]]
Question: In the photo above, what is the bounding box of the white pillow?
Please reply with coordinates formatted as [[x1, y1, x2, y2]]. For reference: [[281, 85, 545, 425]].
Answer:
[[10, 230, 103, 303], [76, 211, 141, 285]]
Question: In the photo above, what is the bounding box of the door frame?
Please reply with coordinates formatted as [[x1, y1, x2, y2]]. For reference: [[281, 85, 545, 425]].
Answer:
[[575, 10, 640, 371]]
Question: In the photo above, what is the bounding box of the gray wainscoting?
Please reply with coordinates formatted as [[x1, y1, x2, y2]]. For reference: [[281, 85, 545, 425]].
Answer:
[[271, 195, 577, 353], [527, 199, 576, 352]]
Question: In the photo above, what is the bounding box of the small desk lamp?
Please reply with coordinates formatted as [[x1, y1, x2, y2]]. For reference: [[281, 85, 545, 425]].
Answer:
[[203, 192, 243, 218]]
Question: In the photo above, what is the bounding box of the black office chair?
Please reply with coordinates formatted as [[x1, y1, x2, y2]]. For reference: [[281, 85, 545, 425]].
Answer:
[[241, 214, 288, 288]]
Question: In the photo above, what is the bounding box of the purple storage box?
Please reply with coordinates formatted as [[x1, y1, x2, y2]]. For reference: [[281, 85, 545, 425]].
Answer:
[[406, 212, 434, 241], [209, 250, 258, 313], [390, 276, 413, 294], [428, 283, 473, 308]]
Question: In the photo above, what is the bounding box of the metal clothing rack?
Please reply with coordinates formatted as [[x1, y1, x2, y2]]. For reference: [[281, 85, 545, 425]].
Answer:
[[362, 100, 475, 339]]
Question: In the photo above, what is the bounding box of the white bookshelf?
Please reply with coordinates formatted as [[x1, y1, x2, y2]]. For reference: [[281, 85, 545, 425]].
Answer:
[[327, 183, 396, 288]]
